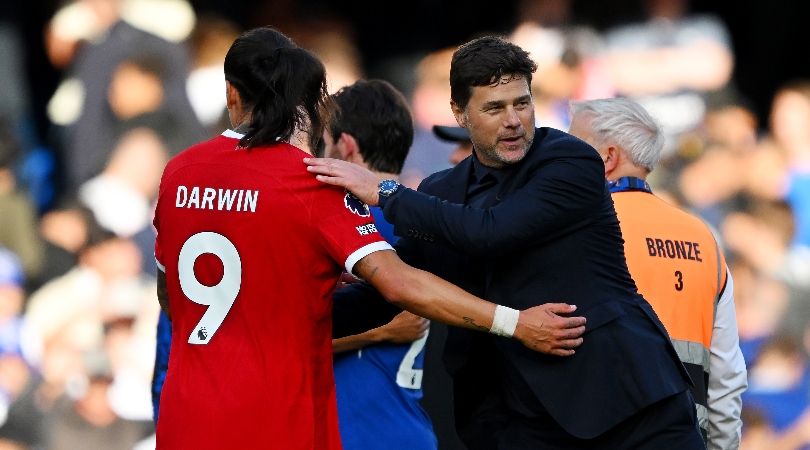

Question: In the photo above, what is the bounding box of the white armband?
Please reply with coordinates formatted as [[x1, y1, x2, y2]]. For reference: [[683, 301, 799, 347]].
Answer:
[[490, 305, 520, 337]]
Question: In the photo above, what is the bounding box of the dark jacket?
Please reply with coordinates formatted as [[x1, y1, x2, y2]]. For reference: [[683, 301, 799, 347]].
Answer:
[[379, 127, 690, 440]]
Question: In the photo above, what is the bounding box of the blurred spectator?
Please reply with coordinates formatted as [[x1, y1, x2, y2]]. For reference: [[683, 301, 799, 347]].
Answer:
[[722, 200, 803, 287], [0, 249, 39, 365], [0, 124, 44, 282], [78, 127, 167, 238], [24, 225, 160, 442], [649, 93, 761, 204], [508, 22, 576, 130], [678, 145, 746, 229], [604, 0, 734, 156], [106, 54, 201, 166], [509, 19, 611, 130], [743, 337, 810, 439], [43, 350, 153, 450], [722, 197, 810, 356], [741, 407, 778, 450], [0, 354, 43, 449], [399, 47, 458, 188], [767, 81, 810, 251], [28, 199, 96, 293], [743, 139, 790, 203], [24, 228, 158, 367], [45, 0, 195, 69], [104, 315, 155, 422], [185, 14, 241, 133], [432, 125, 472, 166], [0, 249, 43, 448], [702, 97, 759, 153], [291, 19, 364, 94], [46, 0, 204, 189], [731, 256, 790, 366]]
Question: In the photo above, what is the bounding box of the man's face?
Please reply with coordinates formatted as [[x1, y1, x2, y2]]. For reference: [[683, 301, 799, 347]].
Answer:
[[455, 75, 536, 168], [320, 130, 343, 160]]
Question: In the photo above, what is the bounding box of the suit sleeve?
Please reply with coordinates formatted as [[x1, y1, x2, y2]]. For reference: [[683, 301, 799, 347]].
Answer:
[[707, 270, 747, 450], [382, 154, 604, 257]]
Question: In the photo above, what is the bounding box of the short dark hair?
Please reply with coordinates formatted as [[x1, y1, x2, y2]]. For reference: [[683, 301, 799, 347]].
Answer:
[[450, 35, 537, 110], [328, 79, 413, 174], [224, 26, 330, 149]]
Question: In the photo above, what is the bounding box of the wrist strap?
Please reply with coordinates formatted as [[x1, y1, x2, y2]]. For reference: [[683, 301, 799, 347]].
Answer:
[[490, 305, 520, 337]]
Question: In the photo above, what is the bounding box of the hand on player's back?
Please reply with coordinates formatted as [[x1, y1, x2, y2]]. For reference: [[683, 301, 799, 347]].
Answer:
[[304, 157, 382, 206], [514, 303, 586, 356]]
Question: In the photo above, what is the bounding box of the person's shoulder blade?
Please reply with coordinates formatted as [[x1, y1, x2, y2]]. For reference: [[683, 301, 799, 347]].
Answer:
[[534, 127, 600, 160], [417, 166, 459, 193]]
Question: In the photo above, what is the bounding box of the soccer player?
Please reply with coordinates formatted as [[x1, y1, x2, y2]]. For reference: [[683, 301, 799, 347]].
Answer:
[[568, 97, 747, 449], [323, 79, 436, 449], [153, 27, 585, 449]]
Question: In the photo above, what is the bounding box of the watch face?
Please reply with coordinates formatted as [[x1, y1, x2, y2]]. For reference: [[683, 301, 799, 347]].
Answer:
[[379, 180, 399, 196]]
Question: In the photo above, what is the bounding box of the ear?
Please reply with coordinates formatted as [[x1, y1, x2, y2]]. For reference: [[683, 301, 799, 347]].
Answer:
[[338, 132, 362, 163], [451, 101, 467, 128], [225, 81, 239, 110], [225, 81, 245, 128], [603, 145, 620, 175]]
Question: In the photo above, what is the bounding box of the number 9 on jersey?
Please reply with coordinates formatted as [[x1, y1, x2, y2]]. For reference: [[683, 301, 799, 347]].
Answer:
[[178, 232, 242, 345]]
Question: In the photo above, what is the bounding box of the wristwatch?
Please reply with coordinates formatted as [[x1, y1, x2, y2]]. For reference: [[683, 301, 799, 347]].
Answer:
[[377, 179, 401, 203]]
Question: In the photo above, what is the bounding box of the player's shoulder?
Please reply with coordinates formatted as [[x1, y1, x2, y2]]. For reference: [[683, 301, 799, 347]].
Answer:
[[534, 127, 599, 159], [656, 195, 710, 225], [162, 134, 230, 178], [636, 193, 720, 240], [417, 166, 461, 195]]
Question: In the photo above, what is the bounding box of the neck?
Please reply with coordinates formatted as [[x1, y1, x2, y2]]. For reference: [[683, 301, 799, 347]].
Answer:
[[371, 171, 400, 181], [289, 129, 312, 154], [607, 165, 650, 182], [233, 118, 251, 134]]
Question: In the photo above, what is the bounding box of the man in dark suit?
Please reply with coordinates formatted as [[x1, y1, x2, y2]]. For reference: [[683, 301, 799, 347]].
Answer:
[[307, 36, 704, 449]]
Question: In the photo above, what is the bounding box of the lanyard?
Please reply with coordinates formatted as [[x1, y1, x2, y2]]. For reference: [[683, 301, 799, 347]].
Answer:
[[608, 176, 652, 194]]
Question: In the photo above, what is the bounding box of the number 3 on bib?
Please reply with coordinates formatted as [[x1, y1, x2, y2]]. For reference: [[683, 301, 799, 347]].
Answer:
[[178, 232, 242, 345]]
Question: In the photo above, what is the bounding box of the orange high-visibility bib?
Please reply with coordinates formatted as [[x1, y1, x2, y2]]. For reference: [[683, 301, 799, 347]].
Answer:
[[613, 190, 727, 437]]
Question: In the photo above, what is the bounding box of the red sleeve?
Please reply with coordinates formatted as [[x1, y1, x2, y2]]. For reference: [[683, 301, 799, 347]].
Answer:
[[315, 190, 392, 274]]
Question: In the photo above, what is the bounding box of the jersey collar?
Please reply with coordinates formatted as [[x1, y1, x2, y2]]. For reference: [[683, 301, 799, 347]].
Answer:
[[608, 176, 652, 194], [222, 129, 245, 139]]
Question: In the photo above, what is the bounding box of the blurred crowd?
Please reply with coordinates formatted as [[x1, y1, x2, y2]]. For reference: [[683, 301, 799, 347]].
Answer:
[[0, 0, 808, 448]]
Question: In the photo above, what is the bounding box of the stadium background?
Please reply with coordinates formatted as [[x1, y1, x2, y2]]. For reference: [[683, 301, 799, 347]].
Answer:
[[0, 0, 809, 448]]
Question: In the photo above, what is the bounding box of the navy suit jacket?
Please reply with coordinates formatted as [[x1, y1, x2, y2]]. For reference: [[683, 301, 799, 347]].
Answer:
[[376, 127, 690, 439]]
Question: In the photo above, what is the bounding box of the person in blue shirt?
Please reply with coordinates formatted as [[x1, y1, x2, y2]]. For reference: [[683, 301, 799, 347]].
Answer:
[[321, 79, 437, 450], [151, 309, 171, 421]]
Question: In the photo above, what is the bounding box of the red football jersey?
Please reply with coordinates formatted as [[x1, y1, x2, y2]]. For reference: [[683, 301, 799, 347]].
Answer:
[[153, 130, 391, 449]]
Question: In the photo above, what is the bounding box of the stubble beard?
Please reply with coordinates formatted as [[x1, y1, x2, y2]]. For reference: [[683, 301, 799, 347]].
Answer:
[[476, 136, 533, 168]]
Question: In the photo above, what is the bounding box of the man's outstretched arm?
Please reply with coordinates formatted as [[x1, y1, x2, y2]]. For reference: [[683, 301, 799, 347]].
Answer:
[[304, 155, 604, 257], [354, 249, 586, 356]]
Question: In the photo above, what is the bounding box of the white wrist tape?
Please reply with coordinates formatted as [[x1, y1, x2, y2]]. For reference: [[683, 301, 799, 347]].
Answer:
[[490, 305, 520, 337]]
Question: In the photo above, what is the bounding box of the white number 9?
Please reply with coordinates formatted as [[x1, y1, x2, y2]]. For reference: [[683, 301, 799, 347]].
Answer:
[[178, 232, 242, 345]]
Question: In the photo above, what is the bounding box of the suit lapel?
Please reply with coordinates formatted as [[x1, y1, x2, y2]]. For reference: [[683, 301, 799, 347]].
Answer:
[[440, 155, 474, 204]]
